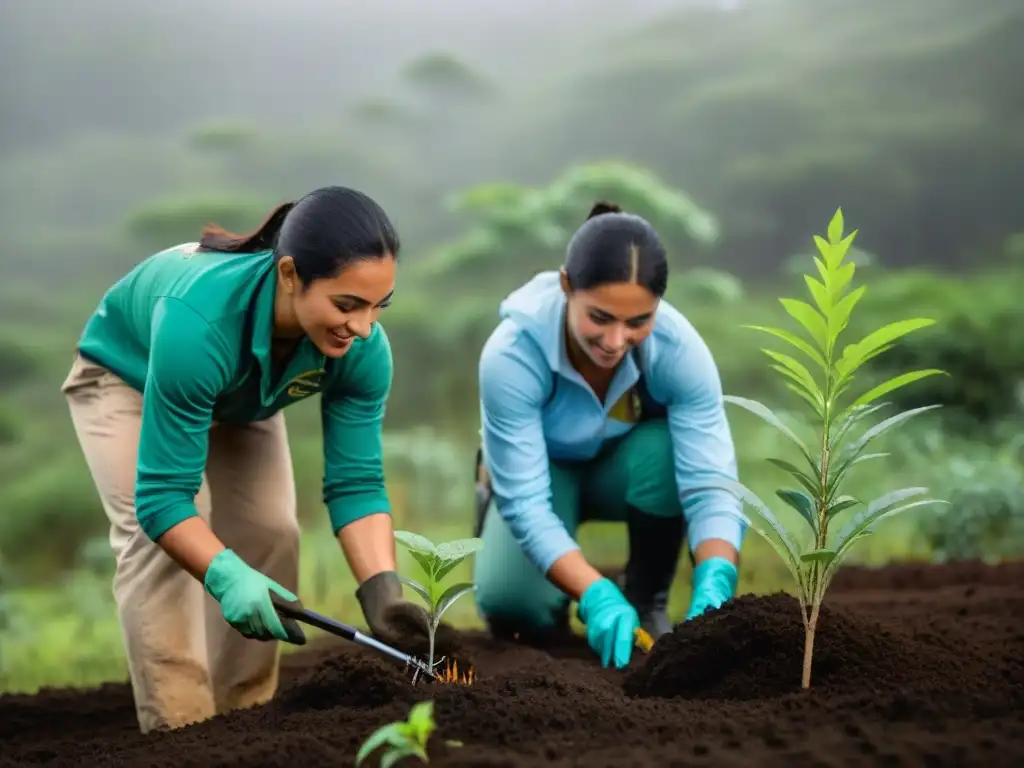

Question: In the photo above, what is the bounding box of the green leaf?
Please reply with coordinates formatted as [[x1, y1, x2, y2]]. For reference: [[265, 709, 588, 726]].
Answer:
[[784, 383, 826, 417], [767, 363, 818, 402], [394, 531, 437, 554], [829, 261, 857, 301], [775, 489, 818, 537], [828, 284, 866, 336], [406, 700, 436, 745], [432, 582, 476, 627], [435, 538, 484, 563], [723, 396, 816, 468], [850, 452, 888, 466], [838, 404, 942, 468], [779, 298, 829, 351], [813, 254, 829, 285], [407, 550, 439, 582], [700, 479, 802, 583], [766, 458, 821, 497], [831, 498, 947, 566], [827, 208, 844, 244], [815, 229, 856, 270], [834, 343, 901, 401], [431, 557, 464, 584], [850, 369, 946, 410], [831, 487, 929, 552], [381, 745, 427, 768], [743, 324, 827, 369], [803, 274, 831, 315], [356, 723, 406, 766], [826, 494, 859, 521], [430, 539, 484, 583], [853, 342, 896, 369], [828, 453, 888, 496], [830, 403, 890, 449], [837, 318, 936, 376], [399, 577, 431, 607], [800, 548, 837, 568], [761, 350, 822, 403], [821, 531, 872, 585]]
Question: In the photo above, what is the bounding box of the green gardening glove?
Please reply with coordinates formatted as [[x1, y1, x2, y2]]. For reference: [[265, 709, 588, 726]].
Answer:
[[577, 577, 641, 669], [685, 557, 738, 621], [203, 549, 300, 643]]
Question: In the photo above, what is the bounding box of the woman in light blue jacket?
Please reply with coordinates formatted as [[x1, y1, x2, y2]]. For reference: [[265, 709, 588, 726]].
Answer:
[[472, 202, 748, 670]]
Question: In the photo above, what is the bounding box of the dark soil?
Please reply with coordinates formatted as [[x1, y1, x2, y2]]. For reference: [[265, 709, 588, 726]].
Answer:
[[2, 559, 1023, 767]]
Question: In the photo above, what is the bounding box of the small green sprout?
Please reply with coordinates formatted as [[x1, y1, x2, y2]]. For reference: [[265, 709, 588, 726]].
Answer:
[[709, 208, 948, 689], [355, 699, 435, 767], [394, 531, 484, 673]]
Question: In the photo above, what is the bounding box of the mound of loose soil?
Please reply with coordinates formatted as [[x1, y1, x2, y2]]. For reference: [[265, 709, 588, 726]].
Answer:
[[1, 560, 1023, 767], [623, 591, 1013, 711]]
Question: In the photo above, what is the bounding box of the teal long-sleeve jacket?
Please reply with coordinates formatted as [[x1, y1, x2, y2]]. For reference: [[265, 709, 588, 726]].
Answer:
[[75, 242, 392, 540]]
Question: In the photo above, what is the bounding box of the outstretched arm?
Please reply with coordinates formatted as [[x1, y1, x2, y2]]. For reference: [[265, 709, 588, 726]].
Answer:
[[654, 324, 748, 620], [138, 298, 299, 642], [322, 325, 459, 648], [137, 297, 233, 577], [480, 341, 601, 599], [320, 325, 395, 581], [657, 331, 748, 566]]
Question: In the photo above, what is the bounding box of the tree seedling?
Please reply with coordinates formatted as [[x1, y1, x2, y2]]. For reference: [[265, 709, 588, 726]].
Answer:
[[394, 531, 484, 674], [356, 699, 435, 767], [706, 208, 948, 689]]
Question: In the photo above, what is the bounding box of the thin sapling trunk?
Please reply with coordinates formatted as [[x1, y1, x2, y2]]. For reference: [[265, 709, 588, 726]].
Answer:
[[802, 600, 820, 690]]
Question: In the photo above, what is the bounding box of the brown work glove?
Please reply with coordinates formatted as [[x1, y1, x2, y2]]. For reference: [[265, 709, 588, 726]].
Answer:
[[355, 570, 460, 659]]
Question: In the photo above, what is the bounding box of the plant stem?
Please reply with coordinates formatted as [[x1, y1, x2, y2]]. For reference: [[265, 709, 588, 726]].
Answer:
[[802, 599, 820, 689], [805, 318, 836, 691], [428, 625, 436, 672]]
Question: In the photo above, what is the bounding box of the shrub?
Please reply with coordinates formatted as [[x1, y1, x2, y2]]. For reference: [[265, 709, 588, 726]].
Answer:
[[919, 448, 1024, 562]]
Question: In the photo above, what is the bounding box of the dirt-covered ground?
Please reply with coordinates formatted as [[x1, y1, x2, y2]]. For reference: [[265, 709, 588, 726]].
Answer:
[[2, 560, 1022, 767]]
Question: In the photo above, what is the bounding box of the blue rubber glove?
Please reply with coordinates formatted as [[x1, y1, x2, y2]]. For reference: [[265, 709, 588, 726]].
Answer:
[[685, 557, 738, 621], [578, 578, 641, 669], [204, 549, 298, 642]]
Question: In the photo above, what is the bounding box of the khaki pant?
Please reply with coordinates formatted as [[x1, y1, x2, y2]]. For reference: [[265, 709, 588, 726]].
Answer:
[[61, 353, 301, 734]]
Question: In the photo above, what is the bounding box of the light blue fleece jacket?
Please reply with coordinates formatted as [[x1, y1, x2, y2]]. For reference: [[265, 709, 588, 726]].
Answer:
[[478, 270, 748, 575]]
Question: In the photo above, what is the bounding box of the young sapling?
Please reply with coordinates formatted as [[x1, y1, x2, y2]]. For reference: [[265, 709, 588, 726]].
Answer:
[[706, 208, 948, 689], [394, 531, 484, 675], [355, 699, 435, 767]]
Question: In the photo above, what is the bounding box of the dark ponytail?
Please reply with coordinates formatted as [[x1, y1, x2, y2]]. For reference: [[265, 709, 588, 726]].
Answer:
[[199, 186, 400, 286], [587, 201, 622, 218], [199, 201, 296, 253], [564, 199, 668, 297]]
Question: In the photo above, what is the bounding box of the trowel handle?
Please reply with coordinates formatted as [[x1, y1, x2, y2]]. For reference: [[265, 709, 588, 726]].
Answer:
[[267, 593, 309, 646], [270, 592, 360, 643], [269, 594, 438, 680]]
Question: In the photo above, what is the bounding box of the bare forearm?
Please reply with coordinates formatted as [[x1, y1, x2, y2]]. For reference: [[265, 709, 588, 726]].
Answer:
[[694, 538, 740, 566], [155, 516, 226, 582], [547, 549, 603, 601], [336, 512, 397, 583]]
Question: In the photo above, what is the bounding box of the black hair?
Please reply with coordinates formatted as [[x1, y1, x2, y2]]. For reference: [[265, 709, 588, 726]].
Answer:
[[563, 200, 668, 297], [198, 186, 400, 286]]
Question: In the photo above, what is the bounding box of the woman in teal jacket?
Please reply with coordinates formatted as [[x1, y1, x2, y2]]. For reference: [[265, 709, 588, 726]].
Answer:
[[62, 186, 424, 733], [473, 202, 748, 670]]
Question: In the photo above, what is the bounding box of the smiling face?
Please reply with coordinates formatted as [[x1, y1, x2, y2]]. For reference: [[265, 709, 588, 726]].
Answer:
[[561, 270, 660, 370], [274, 254, 397, 359]]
